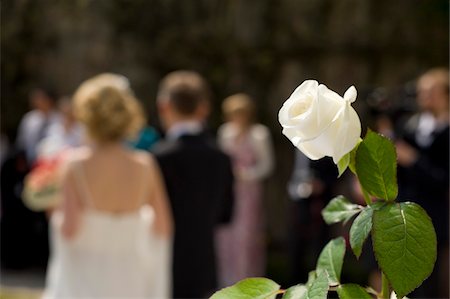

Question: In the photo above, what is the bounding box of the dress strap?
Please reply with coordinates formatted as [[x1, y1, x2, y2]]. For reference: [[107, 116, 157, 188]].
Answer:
[[73, 161, 96, 209], [138, 156, 152, 206]]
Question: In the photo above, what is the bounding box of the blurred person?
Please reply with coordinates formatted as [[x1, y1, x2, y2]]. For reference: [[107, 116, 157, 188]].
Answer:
[[373, 114, 395, 140], [122, 88, 160, 151], [396, 68, 449, 298], [16, 88, 60, 165], [128, 125, 160, 151], [45, 96, 85, 147], [215, 93, 274, 287], [287, 150, 337, 284], [22, 97, 84, 212], [1, 87, 59, 269], [0, 140, 35, 268], [43, 73, 173, 299], [152, 70, 234, 298], [35, 96, 85, 164]]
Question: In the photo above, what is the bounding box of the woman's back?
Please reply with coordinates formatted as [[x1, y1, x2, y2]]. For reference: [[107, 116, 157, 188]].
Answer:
[[75, 145, 152, 213], [44, 147, 171, 298], [44, 73, 172, 298]]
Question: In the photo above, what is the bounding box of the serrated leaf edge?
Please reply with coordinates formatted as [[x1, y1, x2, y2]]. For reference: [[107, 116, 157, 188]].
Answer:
[[371, 203, 437, 298]]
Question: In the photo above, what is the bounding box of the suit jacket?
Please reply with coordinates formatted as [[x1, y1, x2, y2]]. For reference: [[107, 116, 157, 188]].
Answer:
[[398, 115, 449, 244], [152, 132, 234, 298]]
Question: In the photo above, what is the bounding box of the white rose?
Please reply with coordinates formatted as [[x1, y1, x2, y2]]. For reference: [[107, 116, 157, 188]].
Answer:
[[278, 80, 361, 164]]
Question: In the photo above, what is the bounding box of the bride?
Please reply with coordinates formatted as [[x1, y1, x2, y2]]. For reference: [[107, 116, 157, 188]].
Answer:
[[43, 73, 173, 298]]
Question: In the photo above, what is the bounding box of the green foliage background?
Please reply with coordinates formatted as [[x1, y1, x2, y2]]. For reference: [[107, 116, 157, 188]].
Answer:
[[3, 0, 448, 132]]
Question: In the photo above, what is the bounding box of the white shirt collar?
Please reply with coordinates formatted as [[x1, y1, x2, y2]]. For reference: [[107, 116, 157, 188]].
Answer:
[[416, 112, 436, 147], [166, 121, 203, 141]]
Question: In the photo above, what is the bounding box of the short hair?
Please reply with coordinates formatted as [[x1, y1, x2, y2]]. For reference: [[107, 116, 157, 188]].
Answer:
[[157, 70, 210, 115], [222, 93, 255, 120], [30, 86, 58, 103], [418, 67, 449, 94], [73, 73, 145, 143]]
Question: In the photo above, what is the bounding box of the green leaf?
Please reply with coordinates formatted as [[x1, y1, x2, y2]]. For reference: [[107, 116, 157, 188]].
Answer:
[[210, 278, 280, 299], [337, 152, 350, 178], [349, 139, 362, 174], [321, 196, 361, 225], [282, 272, 328, 299], [349, 206, 373, 258], [355, 130, 398, 201], [337, 284, 372, 299], [316, 237, 346, 285], [283, 285, 307, 299], [301, 270, 329, 299], [372, 202, 437, 298], [306, 271, 317, 288], [337, 139, 361, 177]]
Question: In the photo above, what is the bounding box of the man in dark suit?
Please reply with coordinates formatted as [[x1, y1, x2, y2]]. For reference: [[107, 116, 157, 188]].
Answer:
[[152, 70, 234, 298], [396, 68, 449, 299]]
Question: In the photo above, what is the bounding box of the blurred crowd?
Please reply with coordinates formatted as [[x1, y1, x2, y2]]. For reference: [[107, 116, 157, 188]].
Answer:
[[0, 68, 448, 298]]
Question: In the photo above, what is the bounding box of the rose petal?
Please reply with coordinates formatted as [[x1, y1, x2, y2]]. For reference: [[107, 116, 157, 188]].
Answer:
[[290, 80, 319, 100], [282, 127, 303, 146], [279, 81, 328, 140], [317, 84, 345, 125], [335, 105, 361, 162], [325, 103, 361, 163], [295, 135, 329, 160], [344, 86, 357, 103], [279, 80, 318, 127]]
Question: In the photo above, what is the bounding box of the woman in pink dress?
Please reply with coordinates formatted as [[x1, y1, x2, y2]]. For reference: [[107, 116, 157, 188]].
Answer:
[[215, 93, 274, 287]]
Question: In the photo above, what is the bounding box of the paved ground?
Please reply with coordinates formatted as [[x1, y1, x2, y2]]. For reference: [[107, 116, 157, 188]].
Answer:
[[0, 267, 45, 298]]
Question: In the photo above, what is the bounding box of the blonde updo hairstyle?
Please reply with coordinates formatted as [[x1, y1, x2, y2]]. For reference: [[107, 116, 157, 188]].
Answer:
[[73, 73, 145, 143], [222, 93, 256, 124]]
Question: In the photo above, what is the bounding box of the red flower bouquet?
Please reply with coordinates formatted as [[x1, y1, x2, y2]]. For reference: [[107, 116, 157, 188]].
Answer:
[[22, 149, 70, 211]]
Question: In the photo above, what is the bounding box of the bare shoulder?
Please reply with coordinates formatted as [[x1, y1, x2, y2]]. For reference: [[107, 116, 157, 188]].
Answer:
[[63, 146, 92, 172], [129, 149, 157, 168], [250, 124, 271, 140], [129, 151, 163, 184], [218, 122, 236, 138]]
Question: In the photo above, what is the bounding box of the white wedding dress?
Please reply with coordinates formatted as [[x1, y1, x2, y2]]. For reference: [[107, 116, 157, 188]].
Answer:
[[42, 165, 171, 299]]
